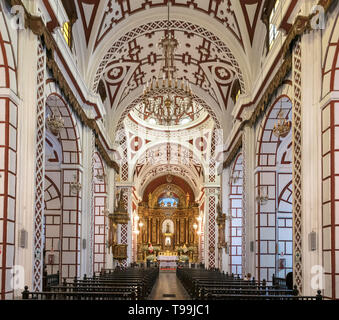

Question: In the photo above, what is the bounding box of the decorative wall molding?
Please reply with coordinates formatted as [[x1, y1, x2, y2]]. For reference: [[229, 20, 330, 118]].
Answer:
[[32, 42, 46, 292], [5, 0, 119, 173], [292, 39, 303, 294]]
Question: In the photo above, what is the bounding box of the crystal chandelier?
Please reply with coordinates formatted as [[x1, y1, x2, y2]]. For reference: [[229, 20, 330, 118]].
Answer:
[[273, 106, 291, 138], [139, 3, 203, 126]]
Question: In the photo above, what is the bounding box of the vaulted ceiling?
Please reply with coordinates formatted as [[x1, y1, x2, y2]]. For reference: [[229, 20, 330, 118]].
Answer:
[[71, 0, 267, 140]]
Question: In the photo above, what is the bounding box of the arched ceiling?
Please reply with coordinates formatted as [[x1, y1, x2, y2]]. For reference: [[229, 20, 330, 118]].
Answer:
[[142, 175, 195, 202], [72, 0, 267, 138]]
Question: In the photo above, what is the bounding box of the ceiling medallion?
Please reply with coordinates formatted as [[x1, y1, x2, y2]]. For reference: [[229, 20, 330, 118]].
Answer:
[[135, 3, 203, 126]]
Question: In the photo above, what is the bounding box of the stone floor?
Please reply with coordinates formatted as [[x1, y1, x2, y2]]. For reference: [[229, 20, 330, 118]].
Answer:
[[147, 271, 190, 300]]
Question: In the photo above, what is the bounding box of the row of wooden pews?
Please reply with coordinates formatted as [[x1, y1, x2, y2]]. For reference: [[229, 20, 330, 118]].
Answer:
[[22, 267, 159, 300], [177, 268, 323, 300]]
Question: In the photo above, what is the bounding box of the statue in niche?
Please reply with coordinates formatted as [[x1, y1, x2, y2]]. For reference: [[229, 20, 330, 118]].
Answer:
[[148, 192, 153, 208], [186, 192, 190, 207], [166, 222, 170, 234], [165, 236, 171, 246], [217, 195, 222, 217], [115, 189, 126, 212]]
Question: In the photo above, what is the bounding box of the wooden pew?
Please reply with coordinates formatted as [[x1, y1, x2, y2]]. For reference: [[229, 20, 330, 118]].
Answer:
[[22, 267, 159, 300]]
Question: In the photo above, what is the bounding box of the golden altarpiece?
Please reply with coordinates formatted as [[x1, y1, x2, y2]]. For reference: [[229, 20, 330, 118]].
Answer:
[[136, 183, 199, 262]]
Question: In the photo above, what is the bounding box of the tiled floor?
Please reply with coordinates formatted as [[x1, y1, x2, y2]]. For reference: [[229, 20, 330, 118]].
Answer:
[[147, 271, 190, 300]]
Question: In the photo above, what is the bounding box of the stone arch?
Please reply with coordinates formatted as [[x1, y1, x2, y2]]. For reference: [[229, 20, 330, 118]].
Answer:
[[45, 92, 81, 165], [44, 90, 83, 280], [255, 92, 293, 284], [229, 153, 243, 276]]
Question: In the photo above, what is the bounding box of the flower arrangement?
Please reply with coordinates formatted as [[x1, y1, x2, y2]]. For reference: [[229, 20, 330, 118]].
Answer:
[[179, 255, 189, 262], [146, 254, 156, 261]]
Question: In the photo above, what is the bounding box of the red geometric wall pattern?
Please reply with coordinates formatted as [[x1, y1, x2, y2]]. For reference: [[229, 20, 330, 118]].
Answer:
[[0, 5, 18, 299], [229, 154, 243, 276], [321, 11, 339, 300], [256, 95, 293, 285], [292, 40, 303, 294], [44, 176, 62, 276], [45, 93, 82, 281], [93, 19, 245, 98], [93, 152, 107, 273], [33, 42, 46, 292], [206, 188, 218, 269]]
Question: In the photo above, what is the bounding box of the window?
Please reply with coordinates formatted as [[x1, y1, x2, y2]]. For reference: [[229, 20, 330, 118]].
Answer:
[[62, 22, 72, 48], [269, 0, 280, 49], [230, 79, 241, 104], [158, 197, 179, 207]]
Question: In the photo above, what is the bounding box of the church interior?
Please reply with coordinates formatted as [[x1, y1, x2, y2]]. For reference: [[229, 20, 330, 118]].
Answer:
[[0, 0, 338, 301]]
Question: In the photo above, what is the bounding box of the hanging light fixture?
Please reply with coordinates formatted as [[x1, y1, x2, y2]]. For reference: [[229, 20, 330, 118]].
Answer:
[[134, 2, 203, 126], [273, 101, 291, 138]]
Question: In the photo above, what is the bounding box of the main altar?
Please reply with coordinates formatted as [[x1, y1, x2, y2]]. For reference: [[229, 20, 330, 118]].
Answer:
[[136, 178, 199, 263]]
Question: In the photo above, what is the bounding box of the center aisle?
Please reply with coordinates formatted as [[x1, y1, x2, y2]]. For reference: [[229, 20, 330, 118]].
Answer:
[[147, 271, 190, 300]]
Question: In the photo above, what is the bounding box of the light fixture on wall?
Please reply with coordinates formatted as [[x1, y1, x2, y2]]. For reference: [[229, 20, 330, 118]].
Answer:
[[46, 110, 64, 136], [273, 104, 291, 138], [95, 172, 106, 182], [229, 171, 240, 184], [70, 173, 82, 195], [256, 186, 268, 205], [193, 223, 198, 230]]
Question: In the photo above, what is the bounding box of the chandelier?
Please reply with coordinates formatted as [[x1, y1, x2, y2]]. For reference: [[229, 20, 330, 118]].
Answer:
[[273, 106, 291, 138], [138, 3, 203, 126]]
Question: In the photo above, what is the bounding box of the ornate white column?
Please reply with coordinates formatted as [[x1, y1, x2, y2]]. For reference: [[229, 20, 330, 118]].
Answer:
[[204, 187, 220, 269], [242, 124, 256, 278], [13, 25, 38, 298], [300, 29, 325, 296], [80, 126, 94, 277]]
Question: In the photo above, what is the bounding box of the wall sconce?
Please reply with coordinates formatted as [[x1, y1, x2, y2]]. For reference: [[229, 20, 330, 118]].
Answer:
[[229, 171, 240, 185], [95, 172, 106, 182], [256, 187, 268, 205], [138, 221, 144, 228], [193, 223, 198, 230], [46, 111, 64, 136], [70, 173, 82, 195]]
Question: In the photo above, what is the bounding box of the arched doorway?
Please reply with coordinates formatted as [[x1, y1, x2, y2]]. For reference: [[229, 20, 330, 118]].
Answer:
[[255, 94, 293, 284]]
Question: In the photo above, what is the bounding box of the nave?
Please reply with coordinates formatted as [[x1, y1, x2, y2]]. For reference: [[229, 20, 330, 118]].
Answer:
[[0, 0, 339, 301], [21, 265, 322, 301]]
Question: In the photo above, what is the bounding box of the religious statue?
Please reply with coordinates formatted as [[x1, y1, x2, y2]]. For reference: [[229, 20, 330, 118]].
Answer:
[[217, 196, 222, 217], [186, 192, 190, 208], [148, 192, 153, 208], [166, 222, 170, 234], [116, 189, 126, 212]]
